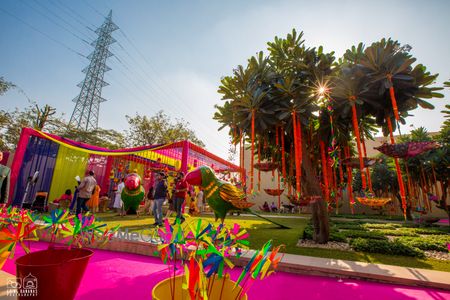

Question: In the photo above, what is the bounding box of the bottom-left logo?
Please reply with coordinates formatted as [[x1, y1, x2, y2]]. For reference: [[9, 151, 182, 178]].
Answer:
[[7, 273, 38, 297]]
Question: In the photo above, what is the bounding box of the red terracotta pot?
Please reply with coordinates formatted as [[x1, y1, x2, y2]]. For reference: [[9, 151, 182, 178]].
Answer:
[[15, 248, 93, 300]]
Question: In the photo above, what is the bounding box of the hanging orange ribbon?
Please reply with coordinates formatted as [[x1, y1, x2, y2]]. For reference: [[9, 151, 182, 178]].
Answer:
[[344, 146, 355, 214], [320, 140, 329, 202], [257, 140, 261, 192], [280, 126, 286, 181], [349, 97, 367, 189], [361, 134, 373, 193], [291, 112, 301, 197], [386, 116, 407, 218], [250, 110, 255, 192], [387, 75, 400, 121]]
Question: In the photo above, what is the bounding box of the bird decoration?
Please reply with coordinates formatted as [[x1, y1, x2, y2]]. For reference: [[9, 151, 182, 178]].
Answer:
[[185, 166, 290, 229], [121, 173, 145, 214]]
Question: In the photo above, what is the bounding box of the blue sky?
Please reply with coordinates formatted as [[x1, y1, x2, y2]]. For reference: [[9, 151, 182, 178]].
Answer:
[[1, 0, 449, 159]]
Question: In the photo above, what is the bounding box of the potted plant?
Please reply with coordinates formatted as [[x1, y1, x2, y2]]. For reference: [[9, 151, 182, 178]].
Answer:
[[0, 206, 118, 300], [152, 219, 283, 300]]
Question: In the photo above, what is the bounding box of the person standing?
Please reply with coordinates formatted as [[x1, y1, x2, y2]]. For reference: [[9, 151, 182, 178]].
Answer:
[[0, 151, 11, 204], [87, 185, 101, 213], [173, 172, 188, 224], [76, 171, 97, 215], [69, 176, 81, 213], [153, 172, 168, 226], [113, 178, 125, 215]]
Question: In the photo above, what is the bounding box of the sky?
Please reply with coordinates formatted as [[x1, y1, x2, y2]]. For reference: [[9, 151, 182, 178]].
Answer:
[[1, 0, 449, 160]]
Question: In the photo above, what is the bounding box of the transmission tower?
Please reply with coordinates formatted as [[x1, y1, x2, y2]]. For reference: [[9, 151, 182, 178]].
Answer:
[[69, 10, 118, 131]]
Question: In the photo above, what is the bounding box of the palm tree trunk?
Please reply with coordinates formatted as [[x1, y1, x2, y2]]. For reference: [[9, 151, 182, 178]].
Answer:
[[302, 141, 329, 244]]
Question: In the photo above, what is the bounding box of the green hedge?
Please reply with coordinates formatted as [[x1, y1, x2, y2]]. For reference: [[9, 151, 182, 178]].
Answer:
[[303, 224, 346, 242], [373, 228, 419, 237], [333, 223, 364, 230], [362, 223, 400, 230], [350, 238, 425, 258], [413, 228, 450, 235], [396, 236, 450, 252], [341, 229, 387, 240]]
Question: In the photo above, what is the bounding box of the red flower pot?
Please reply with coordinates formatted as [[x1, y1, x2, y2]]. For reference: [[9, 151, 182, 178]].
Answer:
[[15, 248, 93, 300]]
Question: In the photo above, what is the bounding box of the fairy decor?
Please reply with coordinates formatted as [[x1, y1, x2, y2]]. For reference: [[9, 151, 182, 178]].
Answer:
[[152, 219, 283, 300]]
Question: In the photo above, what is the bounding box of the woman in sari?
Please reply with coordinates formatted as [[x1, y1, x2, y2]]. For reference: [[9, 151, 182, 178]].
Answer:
[[86, 185, 101, 213]]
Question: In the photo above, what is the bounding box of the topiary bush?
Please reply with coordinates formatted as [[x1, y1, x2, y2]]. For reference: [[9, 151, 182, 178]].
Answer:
[[341, 230, 387, 240], [413, 228, 450, 235], [372, 228, 419, 237], [333, 223, 364, 230], [349, 238, 425, 257], [303, 224, 347, 242], [303, 224, 313, 240], [330, 231, 347, 242], [396, 236, 450, 252], [362, 223, 401, 230]]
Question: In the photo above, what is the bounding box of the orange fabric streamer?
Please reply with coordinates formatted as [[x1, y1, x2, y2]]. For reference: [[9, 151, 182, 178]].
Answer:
[[296, 117, 303, 191], [344, 146, 355, 214], [319, 140, 329, 202], [250, 110, 255, 192], [257, 141, 261, 192], [288, 146, 294, 197], [386, 116, 407, 218], [387, 75, 400, 121], [361, 135, 373, 193], [280, 126, 286, 180], [291, 112, 301, 197], [350, 101, 366, 189]]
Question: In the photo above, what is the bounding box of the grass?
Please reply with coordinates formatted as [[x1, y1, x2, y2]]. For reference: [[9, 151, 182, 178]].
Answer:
[[93, 212, 450, 272]]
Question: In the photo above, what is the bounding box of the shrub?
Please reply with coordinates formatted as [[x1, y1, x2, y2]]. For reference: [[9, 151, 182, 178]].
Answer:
[[303, 224, 347, 242], [350, 238, 424, 258], [413, 228, 450, 235], [362, 223, 400, 230], [303, 224, 313, 240], [333, 223, 364, 230], [341, 230, 387, 240], [373, 228, 419, 237], [396, 236, 450, 252], [330, 231, 347, 242]]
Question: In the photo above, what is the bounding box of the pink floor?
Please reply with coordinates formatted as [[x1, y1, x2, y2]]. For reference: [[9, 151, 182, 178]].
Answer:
[[3, 242, 450, 300]]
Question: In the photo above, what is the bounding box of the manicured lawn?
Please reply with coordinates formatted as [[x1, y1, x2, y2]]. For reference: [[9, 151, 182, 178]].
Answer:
[[94, 212, 450, 272]]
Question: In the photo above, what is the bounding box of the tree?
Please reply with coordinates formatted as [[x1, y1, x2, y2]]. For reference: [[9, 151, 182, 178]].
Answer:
[[125, 110, 205, 147], [215, 30, 442, 244], [0, 77, 15, 96], [0, 104, 126, 150]]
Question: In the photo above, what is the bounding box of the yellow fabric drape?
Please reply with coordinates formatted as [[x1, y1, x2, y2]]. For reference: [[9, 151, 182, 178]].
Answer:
[[49, 147, 89, 201]]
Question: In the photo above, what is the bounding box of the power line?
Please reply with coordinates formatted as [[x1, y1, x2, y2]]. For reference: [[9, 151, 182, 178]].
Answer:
[[116, 29, 227, 145], [0, 7, 86, 58], [44, 0, 95, 40], [81, 0, 106, 18], [18, 1, 92, 46], [54, 0, 97, 31], [76, 0, 217, 129]]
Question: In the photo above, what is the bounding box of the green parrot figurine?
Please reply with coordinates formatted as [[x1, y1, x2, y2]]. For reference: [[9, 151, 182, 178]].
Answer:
[[121, 173, 145, 214], [185, 166, 289, 229]]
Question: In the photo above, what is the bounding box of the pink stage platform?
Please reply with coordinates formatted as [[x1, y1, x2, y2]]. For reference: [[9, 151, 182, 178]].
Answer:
[[3, 242, 450, 300]]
